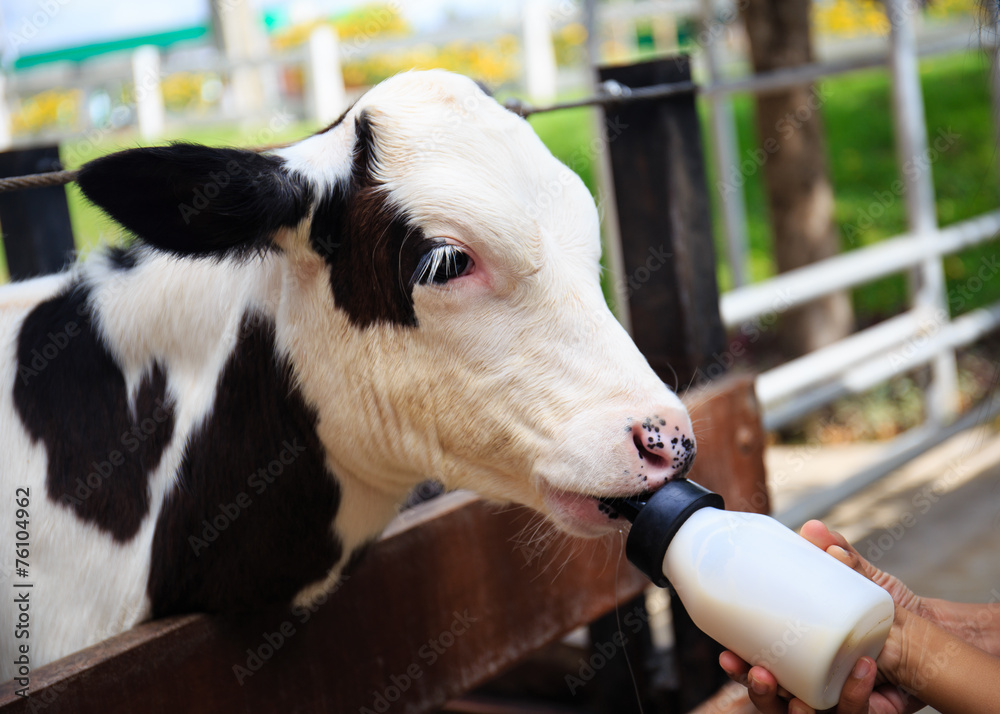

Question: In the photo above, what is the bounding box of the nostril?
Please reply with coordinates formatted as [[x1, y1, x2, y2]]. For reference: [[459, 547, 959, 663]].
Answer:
[[632, 432, 667, 468]]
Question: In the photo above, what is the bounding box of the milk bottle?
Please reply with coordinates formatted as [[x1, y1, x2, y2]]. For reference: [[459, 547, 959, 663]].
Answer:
[[603, 479, 894, 710]]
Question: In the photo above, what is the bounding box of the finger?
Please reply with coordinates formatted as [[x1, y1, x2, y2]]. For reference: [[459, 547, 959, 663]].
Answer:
[[799, 521, 874, 580], [836, 657, 877, 714], [799, 520, 839, 551], [719, 650, 750, 685], [872, 683, 922, 713], [827, 545, 858, 569], [746, 667, 789, 714]]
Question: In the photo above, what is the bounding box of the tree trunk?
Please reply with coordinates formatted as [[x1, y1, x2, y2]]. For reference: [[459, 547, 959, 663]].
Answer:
[[741, 0, 854, 357]]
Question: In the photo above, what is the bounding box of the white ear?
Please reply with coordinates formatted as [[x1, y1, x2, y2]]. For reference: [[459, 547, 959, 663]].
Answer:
[[274, 111, 360, 196]]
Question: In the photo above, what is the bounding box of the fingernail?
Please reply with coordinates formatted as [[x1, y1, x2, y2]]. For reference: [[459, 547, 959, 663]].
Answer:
[[748, 673, 767, 696], [827, 545, 849, 560], [852, 657, 873, 679]]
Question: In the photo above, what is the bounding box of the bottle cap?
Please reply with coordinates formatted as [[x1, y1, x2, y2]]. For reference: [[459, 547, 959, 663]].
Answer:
[[601, 479, 724, 588]]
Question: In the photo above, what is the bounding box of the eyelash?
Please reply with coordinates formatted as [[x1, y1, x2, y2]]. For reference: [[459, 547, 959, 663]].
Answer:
[[412, 244, 473, 286]]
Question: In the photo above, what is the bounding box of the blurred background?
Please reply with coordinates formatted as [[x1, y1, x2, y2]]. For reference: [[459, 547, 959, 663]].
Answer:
[[0, 0, 997, 522]]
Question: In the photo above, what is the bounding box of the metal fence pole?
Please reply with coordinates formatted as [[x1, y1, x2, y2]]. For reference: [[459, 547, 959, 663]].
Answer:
[[306, 25, 347, 126], [886, 0, 958, 425], [700, 0, 750, 288], [987, 1, 1000, 187]]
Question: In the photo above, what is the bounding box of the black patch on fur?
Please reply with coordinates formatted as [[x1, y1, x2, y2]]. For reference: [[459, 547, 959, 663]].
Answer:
[[309, 110, 433, 328], [13, 285, 175, 541], [106, 244, 139, 271], [76, 143, 312, 257], [147, 314, 343, 617]]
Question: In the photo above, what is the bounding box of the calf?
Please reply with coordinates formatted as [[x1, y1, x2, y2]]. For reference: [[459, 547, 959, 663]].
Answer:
[[0, 70, 694, 681]]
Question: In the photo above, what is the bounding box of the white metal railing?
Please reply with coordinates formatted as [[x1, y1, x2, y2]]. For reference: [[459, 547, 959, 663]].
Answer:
[[720, 211, 1000, 327], [701, 2, 1000, 525]]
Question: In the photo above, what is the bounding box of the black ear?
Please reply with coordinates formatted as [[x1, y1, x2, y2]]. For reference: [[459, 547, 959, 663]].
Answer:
[[76, 143, 312, 257]]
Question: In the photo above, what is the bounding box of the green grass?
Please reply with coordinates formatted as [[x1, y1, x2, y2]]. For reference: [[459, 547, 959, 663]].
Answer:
[[4, 51, 998, 328], [720, 49, 1000, 321]]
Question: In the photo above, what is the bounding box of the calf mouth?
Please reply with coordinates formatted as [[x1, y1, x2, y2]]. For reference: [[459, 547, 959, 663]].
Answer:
[[596, 490, 656, 521], [540, 481, 663, 537]]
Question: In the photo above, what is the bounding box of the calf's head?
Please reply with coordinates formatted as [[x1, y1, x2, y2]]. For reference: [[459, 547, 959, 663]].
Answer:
[[78, 70, 694, 538]]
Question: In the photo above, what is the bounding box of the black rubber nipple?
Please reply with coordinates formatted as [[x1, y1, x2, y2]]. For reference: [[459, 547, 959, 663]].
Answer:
[[600, 479, 724, 588]]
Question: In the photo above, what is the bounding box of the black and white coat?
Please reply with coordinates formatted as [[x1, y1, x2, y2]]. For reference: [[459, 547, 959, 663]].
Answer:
[[0, 70, 695, 680]]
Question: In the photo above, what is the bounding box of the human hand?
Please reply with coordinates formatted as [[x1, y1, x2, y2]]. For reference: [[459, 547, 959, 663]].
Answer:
[[795, 521, 925, 619], [719, 652, 921, 714]]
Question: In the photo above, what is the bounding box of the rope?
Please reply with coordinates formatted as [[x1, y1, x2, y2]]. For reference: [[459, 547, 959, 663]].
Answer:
[[0, 78, 697, 194], [0, 168, 79, 193], [503, 79, 698, 117]]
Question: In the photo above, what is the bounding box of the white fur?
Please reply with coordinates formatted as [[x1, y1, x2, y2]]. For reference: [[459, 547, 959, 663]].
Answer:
[[0, 70, 692, 681]]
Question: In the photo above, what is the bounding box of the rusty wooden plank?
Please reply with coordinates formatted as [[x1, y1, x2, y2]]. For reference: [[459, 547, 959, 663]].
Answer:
[[686, 373, 769, 516]]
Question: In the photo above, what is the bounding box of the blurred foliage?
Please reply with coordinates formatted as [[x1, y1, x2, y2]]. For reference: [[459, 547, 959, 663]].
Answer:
[[553, 22, 588, 67], [340, 35, 520, 88], [270, 4, 410, 52], [160, 72, 224, 113], [11, 88, 82, 135], [814, 0, 890, 36], [272, 3, 521, 89], [814, 0, 977, 37]]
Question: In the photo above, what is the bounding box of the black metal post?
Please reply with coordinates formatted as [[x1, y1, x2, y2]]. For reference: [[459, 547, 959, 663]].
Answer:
[[0, 146, 76, 280], [598, 56, 725, 390]]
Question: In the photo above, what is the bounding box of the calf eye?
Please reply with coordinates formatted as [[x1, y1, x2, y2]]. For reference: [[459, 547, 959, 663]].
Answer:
[[412, 244, 472, 286]]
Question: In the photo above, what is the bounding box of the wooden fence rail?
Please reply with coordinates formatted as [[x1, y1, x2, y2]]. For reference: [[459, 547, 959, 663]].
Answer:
[[0, 375, 764, 714]]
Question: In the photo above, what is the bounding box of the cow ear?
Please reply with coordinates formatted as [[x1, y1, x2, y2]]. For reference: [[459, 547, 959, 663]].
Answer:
[[76, 143, 312, 257]]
